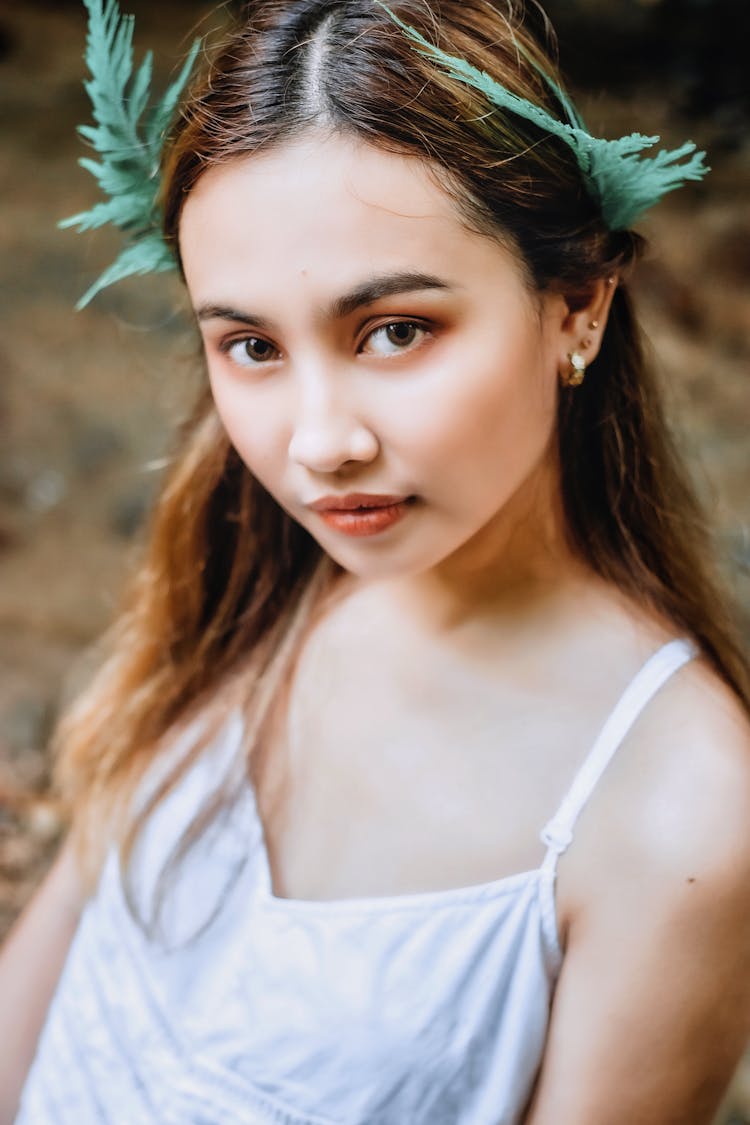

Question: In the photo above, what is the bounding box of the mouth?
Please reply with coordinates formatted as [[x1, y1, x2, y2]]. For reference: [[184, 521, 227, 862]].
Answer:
[[309, 495, 418, 537]]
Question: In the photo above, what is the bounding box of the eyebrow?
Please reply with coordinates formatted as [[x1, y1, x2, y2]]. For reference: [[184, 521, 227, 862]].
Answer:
[[195, 270, 456, 330]]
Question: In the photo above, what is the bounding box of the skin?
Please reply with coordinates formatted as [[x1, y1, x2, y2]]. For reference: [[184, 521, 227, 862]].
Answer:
[[0, 838, 84, 1120]]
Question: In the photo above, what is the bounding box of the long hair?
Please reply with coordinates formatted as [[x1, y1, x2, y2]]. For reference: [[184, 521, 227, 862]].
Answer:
[[55, 0, 749, 924]]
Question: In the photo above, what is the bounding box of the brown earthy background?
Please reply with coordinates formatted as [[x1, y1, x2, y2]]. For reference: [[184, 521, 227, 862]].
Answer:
[[1, 0, 749, 1119]]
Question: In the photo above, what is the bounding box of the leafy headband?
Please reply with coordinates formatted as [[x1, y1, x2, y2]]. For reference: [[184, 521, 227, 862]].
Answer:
[[64, 0, 709, 308]]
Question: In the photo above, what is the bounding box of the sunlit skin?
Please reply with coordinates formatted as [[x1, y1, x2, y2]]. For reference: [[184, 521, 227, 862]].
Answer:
[[180, 131, 614, 630]]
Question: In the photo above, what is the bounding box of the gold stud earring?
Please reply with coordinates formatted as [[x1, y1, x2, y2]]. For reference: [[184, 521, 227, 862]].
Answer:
[[562, 350, 586, 388], [589, 320, 599, 330]]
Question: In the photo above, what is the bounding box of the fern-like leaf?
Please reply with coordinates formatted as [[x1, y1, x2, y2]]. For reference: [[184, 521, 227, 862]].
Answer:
[[75, 237, 176, 310], [378, 2, 708, 230], [62, 0, 201, 307]]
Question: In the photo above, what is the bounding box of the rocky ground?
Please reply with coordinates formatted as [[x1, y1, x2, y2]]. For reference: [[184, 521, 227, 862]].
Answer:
[[1, 0, 749, 1119]]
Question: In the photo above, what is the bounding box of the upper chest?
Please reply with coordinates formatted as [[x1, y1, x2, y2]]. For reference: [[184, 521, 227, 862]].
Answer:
[[255, 590, 628, 902]]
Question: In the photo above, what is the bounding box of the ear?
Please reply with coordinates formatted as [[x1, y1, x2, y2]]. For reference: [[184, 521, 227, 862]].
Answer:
[[556, 276, 618, 383]]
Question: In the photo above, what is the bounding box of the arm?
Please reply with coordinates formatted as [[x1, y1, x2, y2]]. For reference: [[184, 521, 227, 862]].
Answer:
[[527, 668, 750, 1124], [0, 835, 86, 1122]]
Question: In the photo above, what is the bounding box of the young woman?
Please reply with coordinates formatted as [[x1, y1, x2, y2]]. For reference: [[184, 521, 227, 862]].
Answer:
[[4, 1, 750, 1122]]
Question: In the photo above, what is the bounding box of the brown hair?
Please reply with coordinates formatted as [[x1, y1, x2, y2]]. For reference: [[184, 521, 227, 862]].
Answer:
[[55, 0, 749, 925]]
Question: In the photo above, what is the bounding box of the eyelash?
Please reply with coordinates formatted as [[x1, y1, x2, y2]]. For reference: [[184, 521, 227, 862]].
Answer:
[[218, 319, 433, 369]]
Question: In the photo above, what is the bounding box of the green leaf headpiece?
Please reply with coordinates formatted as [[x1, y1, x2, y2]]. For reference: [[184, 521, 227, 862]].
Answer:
[[64, 0, 708, 307], [62, 0, 201, 309], [378, 3, 708, 231]]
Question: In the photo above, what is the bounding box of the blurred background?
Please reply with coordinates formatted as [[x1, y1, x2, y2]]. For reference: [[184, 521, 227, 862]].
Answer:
[[1, 0, 749, 1118]]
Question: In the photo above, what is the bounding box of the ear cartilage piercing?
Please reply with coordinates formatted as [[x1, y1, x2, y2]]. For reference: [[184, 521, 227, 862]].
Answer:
[[589, 320, 599, 330]]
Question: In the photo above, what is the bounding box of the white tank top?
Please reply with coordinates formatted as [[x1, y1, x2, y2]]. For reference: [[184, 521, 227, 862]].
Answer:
[[16, 638, 696, 1125]]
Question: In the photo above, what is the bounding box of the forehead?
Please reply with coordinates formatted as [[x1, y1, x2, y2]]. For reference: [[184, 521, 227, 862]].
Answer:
[[178, 132, 521, 300]]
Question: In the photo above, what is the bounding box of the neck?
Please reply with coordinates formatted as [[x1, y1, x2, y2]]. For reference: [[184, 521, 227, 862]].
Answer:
[[364, 458, 592, 637]]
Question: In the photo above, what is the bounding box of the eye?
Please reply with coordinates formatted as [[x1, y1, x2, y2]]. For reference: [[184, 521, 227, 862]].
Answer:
[[222, 336, 279, 368], [360, 321, 431, 358]]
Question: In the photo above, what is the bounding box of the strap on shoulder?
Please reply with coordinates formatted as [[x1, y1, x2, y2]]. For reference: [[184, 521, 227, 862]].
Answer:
[[540, 638, 698, 865]]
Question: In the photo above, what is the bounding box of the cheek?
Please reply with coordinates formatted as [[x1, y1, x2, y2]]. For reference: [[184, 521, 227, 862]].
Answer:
[[207, 371, 287, 483], [403, 344, 557, 488]]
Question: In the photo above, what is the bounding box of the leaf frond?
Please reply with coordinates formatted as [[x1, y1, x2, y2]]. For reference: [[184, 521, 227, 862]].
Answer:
[[62, 0, 201, 304], [377, 1, 709, 230]]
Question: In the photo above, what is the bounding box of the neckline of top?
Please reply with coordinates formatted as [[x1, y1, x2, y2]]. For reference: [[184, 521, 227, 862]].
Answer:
[[253, 813, 552, 914]]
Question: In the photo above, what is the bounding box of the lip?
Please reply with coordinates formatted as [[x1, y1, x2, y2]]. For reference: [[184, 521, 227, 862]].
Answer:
[[307, 493, 417, 538], [309, 493, 412, 512]]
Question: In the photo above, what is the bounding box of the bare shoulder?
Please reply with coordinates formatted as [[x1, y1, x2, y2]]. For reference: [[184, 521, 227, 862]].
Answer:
[[560, 651, 750, 928], [625, 655, 750, 870], [529, 653, 750, 1124], [534, 656, 750, 1123]]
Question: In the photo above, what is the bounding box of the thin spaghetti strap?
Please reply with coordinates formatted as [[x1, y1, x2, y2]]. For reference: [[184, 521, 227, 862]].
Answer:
[[540, 638, 699, 866]]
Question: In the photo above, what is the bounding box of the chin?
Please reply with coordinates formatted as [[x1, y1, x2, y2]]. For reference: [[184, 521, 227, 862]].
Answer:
[[316, 538, 450, 581]]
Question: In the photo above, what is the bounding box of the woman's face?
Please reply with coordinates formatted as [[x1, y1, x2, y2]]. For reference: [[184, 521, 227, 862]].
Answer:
[[180, 133, 576, 581]]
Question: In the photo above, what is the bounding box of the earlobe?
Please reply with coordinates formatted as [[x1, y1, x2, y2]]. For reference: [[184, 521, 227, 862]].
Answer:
[[558, 277, 618, 389]]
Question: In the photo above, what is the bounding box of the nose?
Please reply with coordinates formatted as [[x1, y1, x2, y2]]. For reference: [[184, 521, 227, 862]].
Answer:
[[287, 376, 379, 473]]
